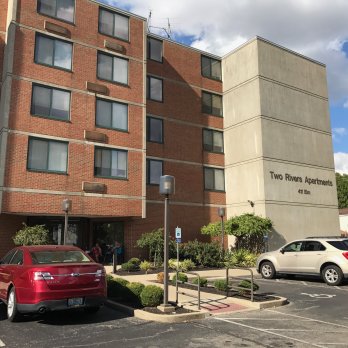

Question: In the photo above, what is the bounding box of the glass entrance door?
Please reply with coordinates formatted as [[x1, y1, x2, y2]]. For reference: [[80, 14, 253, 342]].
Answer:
[[93, 222, 124, 264]]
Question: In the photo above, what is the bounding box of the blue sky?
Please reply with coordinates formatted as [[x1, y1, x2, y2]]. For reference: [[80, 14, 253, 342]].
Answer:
[[101, 0, 348, 173]]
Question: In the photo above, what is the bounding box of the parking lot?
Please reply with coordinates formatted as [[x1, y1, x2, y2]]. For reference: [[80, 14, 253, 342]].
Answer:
[[1, 276, 348, 347]]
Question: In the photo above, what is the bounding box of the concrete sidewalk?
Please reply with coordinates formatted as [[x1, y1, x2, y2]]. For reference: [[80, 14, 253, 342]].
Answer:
[[105, 266, 287, 320]]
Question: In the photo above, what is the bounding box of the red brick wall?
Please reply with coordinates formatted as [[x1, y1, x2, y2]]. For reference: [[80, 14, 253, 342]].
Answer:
[[17, 0, 144, 60], [12, 27, 144, 104], [127, 203, 221, 259], [0, 0, 7, 33], [0, 214, 25, 258]]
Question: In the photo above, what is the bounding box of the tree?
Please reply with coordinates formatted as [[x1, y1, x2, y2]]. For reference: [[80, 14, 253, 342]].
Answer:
[[201, 213, 272, 253], [13, 224, 50, 246], [336, 173, 348, 209], [136, 228, 164, 263]]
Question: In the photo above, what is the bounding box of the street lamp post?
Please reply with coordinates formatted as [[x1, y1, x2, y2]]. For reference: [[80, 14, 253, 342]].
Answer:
[[218, 207, 225, 256], [61, 199, 72, 245], [159, 175, 175, 313]]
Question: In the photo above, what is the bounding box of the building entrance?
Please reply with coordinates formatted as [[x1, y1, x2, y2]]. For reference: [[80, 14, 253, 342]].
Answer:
[[92, 222, 124, 264]]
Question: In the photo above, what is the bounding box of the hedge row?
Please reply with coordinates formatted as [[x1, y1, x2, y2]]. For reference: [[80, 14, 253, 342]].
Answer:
[[107, 275, 163, 307]]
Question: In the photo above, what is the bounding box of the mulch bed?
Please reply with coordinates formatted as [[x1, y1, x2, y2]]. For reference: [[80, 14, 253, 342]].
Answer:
[[173, 281, 278, 302]]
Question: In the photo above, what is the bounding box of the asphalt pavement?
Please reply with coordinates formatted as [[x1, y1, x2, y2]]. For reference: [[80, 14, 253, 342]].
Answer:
[[1, 274, 348, 347]]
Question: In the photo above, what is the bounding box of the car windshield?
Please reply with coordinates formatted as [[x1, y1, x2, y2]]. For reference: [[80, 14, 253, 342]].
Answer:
[[30, 250, 92, 264], [326, 241, 348, 251]]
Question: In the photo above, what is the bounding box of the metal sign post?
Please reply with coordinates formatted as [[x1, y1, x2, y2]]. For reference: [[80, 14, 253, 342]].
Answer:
[[175, 227, 182, 270]]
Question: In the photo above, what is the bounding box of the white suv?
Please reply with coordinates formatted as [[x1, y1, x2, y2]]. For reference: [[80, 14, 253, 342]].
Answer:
[[256, 238, 348, 286]]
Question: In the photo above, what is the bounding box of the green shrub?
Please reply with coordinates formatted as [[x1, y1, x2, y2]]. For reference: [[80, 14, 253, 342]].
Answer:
[[237, 279, 259, 292], [181, 240, 221, 267], [181, 259, 195, 271], [107, 277, 130, 298], [128, 257, 141, 266], [168, 258, 179, 270], [172, 272, 188, 284], [13, 223, 50, 246], [121, 262, 139, 272], [127, 282, 145, 304], [127, 282, 145, 297], [214, 279, 229, 292], [140, 260, 152, 273], [225, 249, 258, 267], [140, 285, 163, 307], [106, 274, 114, 282], [191, 277, 208, 287]]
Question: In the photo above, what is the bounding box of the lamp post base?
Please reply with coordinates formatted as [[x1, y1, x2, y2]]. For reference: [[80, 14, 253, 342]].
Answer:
[[157, 304, 176, 313]]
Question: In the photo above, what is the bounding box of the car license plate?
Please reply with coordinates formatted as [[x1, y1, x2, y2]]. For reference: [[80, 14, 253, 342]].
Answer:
[[67, 297, 84, 307]]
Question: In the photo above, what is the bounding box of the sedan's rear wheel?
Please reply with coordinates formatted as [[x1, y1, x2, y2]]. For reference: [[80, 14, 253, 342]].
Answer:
[[260, 261, 276, 279], [7, 287, 20, 322], [322, 265, 343, 286]]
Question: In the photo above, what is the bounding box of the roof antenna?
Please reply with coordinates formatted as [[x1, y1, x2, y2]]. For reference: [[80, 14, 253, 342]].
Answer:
[[147, 10, 172, 39], [147, 10, 152, 33]]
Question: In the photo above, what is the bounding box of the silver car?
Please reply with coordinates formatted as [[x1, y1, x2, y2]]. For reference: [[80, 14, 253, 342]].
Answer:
[[256, 238, 348, 286]]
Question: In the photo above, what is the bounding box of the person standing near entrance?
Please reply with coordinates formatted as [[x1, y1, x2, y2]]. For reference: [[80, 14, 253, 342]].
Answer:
[[113, 241, 121, 273], [91, 242, 102, 263]]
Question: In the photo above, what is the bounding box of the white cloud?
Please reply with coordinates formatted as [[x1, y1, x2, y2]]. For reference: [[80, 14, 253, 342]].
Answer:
[[105, 0, 348, 106], [334, 152, 348, 174], [344, 100, 348, 108], [333, 128, 347, 136]]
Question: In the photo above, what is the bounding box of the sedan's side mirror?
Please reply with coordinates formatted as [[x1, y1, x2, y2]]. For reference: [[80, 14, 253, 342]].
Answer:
[[280, 249, 285, 254]]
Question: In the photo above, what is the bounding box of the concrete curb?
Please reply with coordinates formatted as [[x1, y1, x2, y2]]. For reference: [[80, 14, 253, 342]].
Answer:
[[106, 300, 207, 322], [223, 295, 288, 310], [134, 308, 207, 323], [106, 294, 287, 322]]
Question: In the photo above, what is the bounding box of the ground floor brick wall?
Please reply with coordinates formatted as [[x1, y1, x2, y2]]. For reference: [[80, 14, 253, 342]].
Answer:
[[126, 202, 220, 260], [0, 214, 26, 258], [0, 203, 225, 260]]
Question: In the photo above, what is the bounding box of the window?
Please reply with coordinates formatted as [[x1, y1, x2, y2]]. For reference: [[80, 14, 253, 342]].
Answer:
[[147, 37, 163, 62], [96, 99, 128, 131], [202, 91, 223, 117], [37, 0, 75, 23], [147, 159, 163, 185], [283, 241, 303, 252], [147, 76, 163, 102], [1, 249, 17, 264], [9, 250, 23, 265], [204, 167, 225, 191], [303, 241, 326, 251], [201, 55, 221, 80], [97, 52, 128, 85], [31, 84, 70, 121], [99, 8, 129, 41], [27, 138, 68, 173], [94, 147, 127, 179], [327, 241, 348, 250], [147, 117, 163, 143], [203, 129, 223, 153], [35, 34, 72, 71]]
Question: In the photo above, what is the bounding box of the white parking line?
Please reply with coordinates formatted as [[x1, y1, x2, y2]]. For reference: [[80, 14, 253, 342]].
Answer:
[[0, 339, 5, 347], [266, 309, 348, 329], [215, 317, 326, 348]]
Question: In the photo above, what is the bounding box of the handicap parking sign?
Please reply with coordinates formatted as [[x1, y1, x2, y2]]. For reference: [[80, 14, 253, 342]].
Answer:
[[175, 227, 182, 239]]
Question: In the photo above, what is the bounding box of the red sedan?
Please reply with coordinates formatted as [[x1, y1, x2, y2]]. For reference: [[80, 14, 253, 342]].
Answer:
[[0, 245, 107, 321]]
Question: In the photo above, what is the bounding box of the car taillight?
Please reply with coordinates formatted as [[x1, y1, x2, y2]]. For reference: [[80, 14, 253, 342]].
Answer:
[[95, 269, 105, 277], [342, 252, 348, 260], [33, 272, 54, 280]]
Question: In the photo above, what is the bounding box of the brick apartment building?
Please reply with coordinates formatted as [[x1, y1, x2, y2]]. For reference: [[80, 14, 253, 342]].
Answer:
[[0, 0, 339, 259]]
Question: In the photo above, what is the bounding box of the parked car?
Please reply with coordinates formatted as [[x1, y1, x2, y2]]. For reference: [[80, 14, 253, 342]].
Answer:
[[0, 245, 107, 321], [256, 238, 348, 286]]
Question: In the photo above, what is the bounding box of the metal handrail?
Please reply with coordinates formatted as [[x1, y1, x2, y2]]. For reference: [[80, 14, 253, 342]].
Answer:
[[175, 270, 201, 310], [226, 266, 255, 302]]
